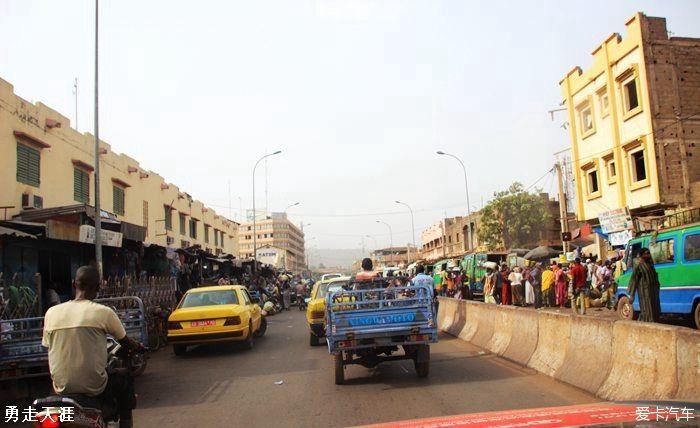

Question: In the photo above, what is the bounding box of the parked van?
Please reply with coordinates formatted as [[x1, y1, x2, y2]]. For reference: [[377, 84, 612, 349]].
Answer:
[[616, 223, 700, 328]]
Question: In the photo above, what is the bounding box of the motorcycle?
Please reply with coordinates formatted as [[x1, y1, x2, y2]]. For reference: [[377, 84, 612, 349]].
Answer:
[[32, 337, 145, 428], [297, 294, 307, 311]]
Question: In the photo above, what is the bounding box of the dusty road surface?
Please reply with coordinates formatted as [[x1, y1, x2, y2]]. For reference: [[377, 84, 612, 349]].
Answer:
[[134, 309, 596, 427]]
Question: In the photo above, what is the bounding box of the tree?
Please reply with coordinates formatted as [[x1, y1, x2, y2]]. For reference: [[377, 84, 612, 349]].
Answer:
[[477, 182, 550, 251]]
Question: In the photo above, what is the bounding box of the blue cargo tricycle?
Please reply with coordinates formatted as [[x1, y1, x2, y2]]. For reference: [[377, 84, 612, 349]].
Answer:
[[325, 280, 437, 384]]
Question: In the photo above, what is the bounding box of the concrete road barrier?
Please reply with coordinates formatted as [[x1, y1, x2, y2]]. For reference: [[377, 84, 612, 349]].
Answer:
[[528, 311, 571, 377], [598, 321, 679, 400], [437, 298, 699, 401], [457, 300, 479, 342], [437, 297, 458, 334], [470, 302, 496, 349], [502, 307, 539, 365], [486, 305, 516, 355], [675, 328, 700, 401], [555, 316, 614, 395]]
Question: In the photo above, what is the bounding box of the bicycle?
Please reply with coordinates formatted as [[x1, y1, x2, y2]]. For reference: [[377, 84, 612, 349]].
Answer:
[[147, 305, 170, 350]]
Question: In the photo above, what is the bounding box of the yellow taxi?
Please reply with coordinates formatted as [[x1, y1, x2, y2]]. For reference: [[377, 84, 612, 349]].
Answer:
[[167, 285, 265, 355], [307, 276, 350, 346]]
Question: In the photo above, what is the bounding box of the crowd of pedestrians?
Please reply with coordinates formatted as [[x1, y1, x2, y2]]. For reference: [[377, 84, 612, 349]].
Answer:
[[431, 255, 626, 311]]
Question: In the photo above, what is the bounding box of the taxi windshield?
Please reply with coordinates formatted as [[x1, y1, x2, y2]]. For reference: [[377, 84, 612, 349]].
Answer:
[[180, 290, 239, 308]]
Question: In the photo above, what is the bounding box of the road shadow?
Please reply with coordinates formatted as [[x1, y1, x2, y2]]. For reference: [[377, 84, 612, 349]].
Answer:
[[337, 334, 535, 389]]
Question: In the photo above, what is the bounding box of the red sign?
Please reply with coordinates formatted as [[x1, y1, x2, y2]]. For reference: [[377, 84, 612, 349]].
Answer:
[[358, 404, 676, 428]]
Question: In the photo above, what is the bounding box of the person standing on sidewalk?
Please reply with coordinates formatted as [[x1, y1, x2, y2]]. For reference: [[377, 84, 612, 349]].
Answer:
[[508, 267, 524, 306], [541, 264, 555, 307], [523, 266, 534, 306], [570, 258, 587, 304], [500, 264, 512, 305], [554, 263, 568, 308], [483, 267, 497, 304], [628, 248, 661, 323], [530, 262, 543, 309]]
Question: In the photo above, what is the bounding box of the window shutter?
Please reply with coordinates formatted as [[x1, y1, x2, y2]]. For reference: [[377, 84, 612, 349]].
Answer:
[[73, 168, 89, 203], [164, 206, 172, 230], [113, 185, 125, 215], [17, 144, 40, 187]]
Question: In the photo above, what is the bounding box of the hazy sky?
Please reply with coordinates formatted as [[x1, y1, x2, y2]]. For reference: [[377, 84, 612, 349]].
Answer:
[[2, 0, 699, 251]]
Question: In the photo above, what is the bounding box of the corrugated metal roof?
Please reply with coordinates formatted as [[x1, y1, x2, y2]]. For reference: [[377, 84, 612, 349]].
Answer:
[[0, 225, 37, 239]]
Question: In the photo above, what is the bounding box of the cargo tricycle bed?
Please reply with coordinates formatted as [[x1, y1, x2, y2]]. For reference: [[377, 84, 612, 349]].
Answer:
[[325, 280, 437, 384]]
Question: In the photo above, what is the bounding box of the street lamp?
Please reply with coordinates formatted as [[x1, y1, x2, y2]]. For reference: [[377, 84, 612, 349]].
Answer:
[[284, 202, 300, 213], [253, 150, 282, 274], [436, 151, 474, 252], [395, 200, 416, 263]]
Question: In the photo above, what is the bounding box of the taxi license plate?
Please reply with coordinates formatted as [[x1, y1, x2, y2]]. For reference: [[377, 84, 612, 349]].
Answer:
[[190, 320, 216, 327]]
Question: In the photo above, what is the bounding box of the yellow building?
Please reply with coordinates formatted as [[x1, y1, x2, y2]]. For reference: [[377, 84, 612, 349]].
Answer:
[[238, 212, 306, 273], [560, 13, 700, 224], [0, 76, 239, 255]]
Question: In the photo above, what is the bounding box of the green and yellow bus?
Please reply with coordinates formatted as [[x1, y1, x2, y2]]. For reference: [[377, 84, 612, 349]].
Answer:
[[616, 222, 700, 328]]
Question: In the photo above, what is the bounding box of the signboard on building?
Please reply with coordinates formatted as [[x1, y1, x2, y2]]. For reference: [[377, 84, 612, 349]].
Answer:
[[609, 229, 634, 246], [256, 246, 285, 269], [598, 208, 633, 234], [79, 225, 123, 247], [246, 209, 267, 222]]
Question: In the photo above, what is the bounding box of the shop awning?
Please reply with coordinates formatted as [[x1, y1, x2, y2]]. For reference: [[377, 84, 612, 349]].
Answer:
[[0, 225, 37, 239], [13, 204, 146, 242]]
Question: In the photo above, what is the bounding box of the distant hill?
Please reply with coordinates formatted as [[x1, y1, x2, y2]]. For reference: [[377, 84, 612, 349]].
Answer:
[[308, 248, 365, 270]]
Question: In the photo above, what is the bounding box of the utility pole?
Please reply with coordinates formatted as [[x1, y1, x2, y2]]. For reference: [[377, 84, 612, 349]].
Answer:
[[555, 160, 570, 253], [93, 0, 103, 278]]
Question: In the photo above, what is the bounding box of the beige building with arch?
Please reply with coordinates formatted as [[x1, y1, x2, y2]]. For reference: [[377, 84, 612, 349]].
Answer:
[[0, 76, 239, 255], [559, 13, 700, 223]]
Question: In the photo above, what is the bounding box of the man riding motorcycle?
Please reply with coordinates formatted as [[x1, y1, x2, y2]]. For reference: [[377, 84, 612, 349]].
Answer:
[[42, 265, 144, 428]]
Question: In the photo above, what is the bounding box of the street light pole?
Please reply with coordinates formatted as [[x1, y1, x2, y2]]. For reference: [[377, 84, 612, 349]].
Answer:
[[252, 150, 281, 276], [395, 200, 416, 263], [437, 151, 474, 252], [284, 202, 300, 213], [93, 0, 103, 279]]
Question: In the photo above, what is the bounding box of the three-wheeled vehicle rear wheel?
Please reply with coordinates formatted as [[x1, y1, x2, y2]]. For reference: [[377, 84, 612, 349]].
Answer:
[[310, 332, 320, 346], [334, 352, 344, 385], [414, 360, 429, 377], [173, 345, 187, 356], [414, 344, 430, 378]]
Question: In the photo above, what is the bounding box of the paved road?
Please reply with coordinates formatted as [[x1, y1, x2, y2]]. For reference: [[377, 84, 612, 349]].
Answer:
[[134, 309, 597, 427]]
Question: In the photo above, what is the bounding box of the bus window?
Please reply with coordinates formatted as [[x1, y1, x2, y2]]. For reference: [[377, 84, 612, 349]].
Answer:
[[650, 239, 675, 265], [624, 242, 643, 272], [684, 233, 700, 262]]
